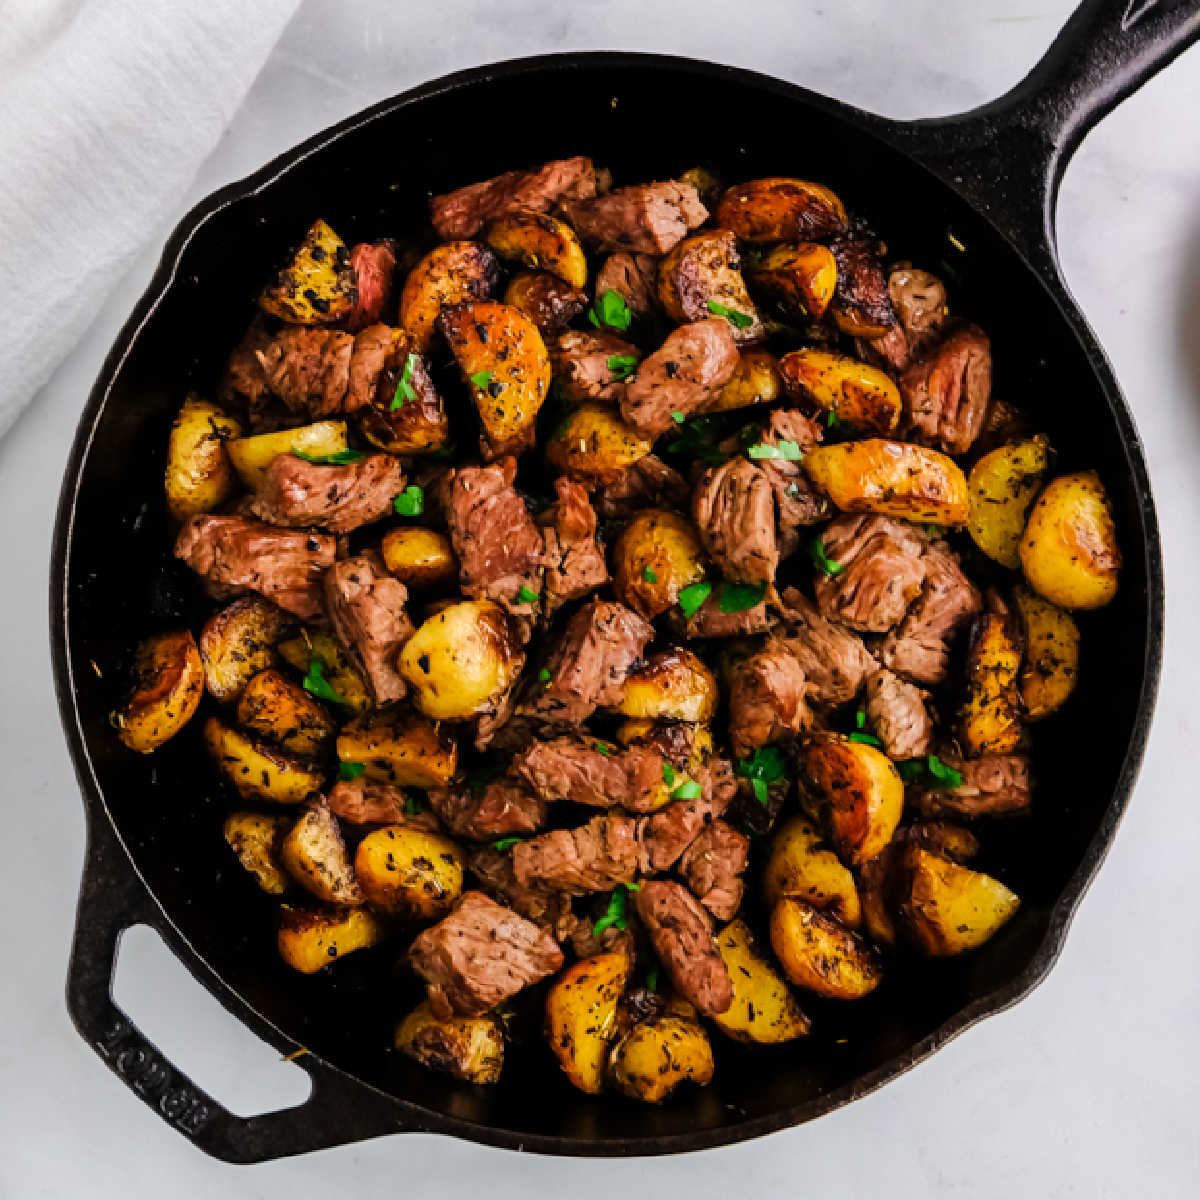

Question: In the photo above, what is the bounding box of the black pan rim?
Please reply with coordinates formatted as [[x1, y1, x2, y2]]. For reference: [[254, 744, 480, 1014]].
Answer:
[[50, 50, 1165, 1157]]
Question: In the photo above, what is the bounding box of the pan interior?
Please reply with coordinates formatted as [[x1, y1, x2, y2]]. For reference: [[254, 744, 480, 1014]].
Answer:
[[58, 58, 1154, 1149]]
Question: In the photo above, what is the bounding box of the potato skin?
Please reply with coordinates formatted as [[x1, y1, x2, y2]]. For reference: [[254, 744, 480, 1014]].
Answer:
[[199, 597, 295, 703], [545, 401, 653, 483], [354, 824, 464, 918], [747, 241, 838, 320], [398, 600, 524, 722], [545, 953, 629, 1095], [223, 812, 291, 895], [967, 435, 1051, 568], [336, 708, 457, 789], [708, 349, 784, 413], [204, 717, 326, 804], [395, 1000, 504, 1084], [398, 240, 500, 353], [769, 897, 882, 1000], [281, 804, 364, 905], [358, 334, 451, 456], [1013, 586, 1080, 720], [612, 509, 708, 619], [258, 218, 355, 324], [959, 609, 1024, 757], [711, 919, 810, 1044], [802, 438, 970, 526], [715, 177, 848, 243], [277, 630, 373, 716], [164, 395, 242, 522], [236, 668, 336, 757], [1019, 471, 1120, 610], [762, 815, 862, 927], [485, 208, 588, 289], [380, 527, 459, 589], [778, 348, 901, 436], [277, 905, 385, 974], [656, 230, 762, 340], [226, 420, 349, 491], [612, 648, 717, 723], [114, 631, 205, 754], [608, 1016, 715, 1103]]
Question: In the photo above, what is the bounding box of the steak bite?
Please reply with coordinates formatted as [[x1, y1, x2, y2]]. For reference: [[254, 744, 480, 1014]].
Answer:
[[754, 409, 829, 553], [551, 329, 642, 403], [727, 640, 810, 758], [344, 241, 398, 332], [869, 266, 948, 371], [692, 455, 778, 584], [909, 753, 1031, 819], [776, 589, 876, 708], [513, 736, 668, 813], [684, 592, 776, 640], [513, 813, 642, 894], [864, 668, 933, 761], [258, 326, 355, 417], [427, 777, 549, 842], [430, 155, 597, 239], [593, 454, 690, 520], [507, 271, 588, 335], [174, 515, 336, 620], [466, 846, 575, 938], [678, 820, 750, 923], [561, 181, 708, 255], [595, 251, 660, 316], [409, 891, 565, 1018], [633, 880, 733, 1016], [901, 324, 992, 456], [639, 757, 737, 872], [323, 552, 414, 704], [327, 776, 421, 826], [538, 477, 608, 614], [250, 452, 405, 533]]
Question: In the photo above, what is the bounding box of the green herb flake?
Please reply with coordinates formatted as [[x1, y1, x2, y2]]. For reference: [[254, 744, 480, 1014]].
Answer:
[[293, 448, 366, 466], [588, 289, 632, 332], [607, 354, 639, 380], [592, 883, 637, 936], [492, 837, 523, 852], [517, 584, 540, 605], [337, 760, 366, 781], [671, 411, 686, 424], [927, 754, 964, 789], [736, 746, 786, 787], [391, 353, 418, 411], [594, 742, 613, 757], [404, 795, 424, 817], [751, 777, 769, 806], [677, 581, 713, 618], [896, 756, 965, 790], [924, 523, 947, 539], [670, 780, 702, 801], [538, 667, 552, 684], [855, 710, 867, 730], [642, 567, 658, 584], [897, 760, 926, 784], [301, 656, 347, 706], [747, 439, 802, 461], [706, 299, 754, 329], [826, 410, 853, 434], [809, 535, 844, 577], [470, 369, 495, 389], [848, 731, 883, 748], [717, 581, 766, 614], [393, 485, 425, 517], [645, 966, 660, 993], [662, 763, 676, 786]]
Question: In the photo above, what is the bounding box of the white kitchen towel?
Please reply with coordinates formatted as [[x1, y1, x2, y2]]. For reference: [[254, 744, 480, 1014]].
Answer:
[[0, 0, 302, 439]]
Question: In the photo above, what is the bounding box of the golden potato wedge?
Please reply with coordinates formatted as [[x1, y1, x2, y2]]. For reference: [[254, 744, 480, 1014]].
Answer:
[[899, 847, 1020, 956], [203, 716, 325, 805], [113, 631, 205, 754], [502, 270, 588, 334], [762, 815, 862, 927], [966, 436, 1052, 568], [545, 953, 629, 1095], [612, 648, 717, 723], [281, 804, 364, 906], [611, 509, 708, 619], [769, 897, 882, 1000], [277, 905, 385, 974], [484, 208, 588, 289], [545, 400, 654, 482], [354, 824, 465, 918], [656, 230, 762, 340], [711, 919, 811, 1044], [438, 300, 551, 459], [716, 177, 847, 243], [1013, 586, 1080, 720], [398, 600, 524, 722], [336, 707, 457, 789], [380, 527, 459, 590], [199, 597, 295, 704], [226, 420, 349, 491], [223, 812, 291, 895], [608, 1016, 714, 1103], [394, 1000, 504, 1084], [398, 239, 500, 353], [277, 630, 373, 716], [960, 608, 1024, 757], [802, 438, 970, 526], [747, 241, 838, 321], [236, 668, 336, 757], [707, 349, 784, 412], [164, 395, 242, 522], [357, 334, 452, 456], [258, 218, 355, 324], [1019, 471, 1120, 610], [778, 347, 901, 436], [801, 735, 904, 866]]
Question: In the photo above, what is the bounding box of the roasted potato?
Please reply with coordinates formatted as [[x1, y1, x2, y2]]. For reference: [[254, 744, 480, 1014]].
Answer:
[[394, 1000, 504, 1084], [398, 240, 500, 352], [336, 707, 457, 788], [608, 1016, 715, 1103], [707, 349, 784, 413], [1013, 586, 1080, 719], [277, 905, 385, 974], [484, 208, 588, 289], [677, 165, 724, 209], [801, 735, 904, 866], [380, 527, 459, 589], [762, 815, 862, 927], [778, 347, 902, 436], [236, 668, 336, 757], [438, 300, 551, 459], [802, 438, 970, 526], [966, 435, 1051, 568], [711, 919, 810, 1044], [769, 897, 882, 1000], [164, 395, 242, 522], [113, 631, 205, 754], [502, 270, 588, 334], [545, 952, 629, 1095], [612, 648, 717, 723], [747, 241, 838, 321], [357, 335, 452, 456], [898, 847, 1020, 956], [258, 218, 355, 324], [715, 177, 848, 243], [199, 596, 295, 703], [611, 509, 708, 619], [1019, 471, 1120, 610], [203, 716, 325, 805], [223, 812, 291, 895], [545, 401, 654, 482], [656, 231, 762, 340], [354, 824, 465, 918], [281, 803, 364, 905], [960, 607, 1024, 757], [398, 600, 525, 722], [277, 630, 373, 716], [226, 420, 349, 491]]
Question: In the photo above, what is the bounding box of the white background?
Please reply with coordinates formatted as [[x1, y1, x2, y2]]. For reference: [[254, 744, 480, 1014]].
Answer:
[[3, 1, 1199, 1195]]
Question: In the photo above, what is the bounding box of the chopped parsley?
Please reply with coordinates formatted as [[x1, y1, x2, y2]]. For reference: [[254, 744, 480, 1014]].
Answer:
[[897, 755, 964, 790], [736, 745, 786, 806], [607, 354, 639, 380], [404, 795, 424, 817], [293, 448, 365, 466], [927, 754, 964, 788], [517, 584, 540, 604], [809, 535, 844, 577], [391, 353, 418, 410], [593, 883, 639, 936], [301, 656, 347, 705], [664, 413, 728, 466], [671, 410, 686, 424], [662, 763, 677, 786], [393, 485, 424, 516], [645, 966, 660, 993], [855, 710, 868, 730], [642, 567, 659, 584], [492, 837, 523, 852], [747, 439, 803, 461], [717, 580, 766, 613], [924, 523, 947, 538], [677, 581, 713, 618], [670, 780, 702, 801], [707, 299, 754, 329], [538, 667, 552, 683], [470, 369, 495, 389], [337, 760, 366, 781], [594, 741, 613, 757], [848, 731, 882, 748], [588, 288, 632, 331], [826, 410, 853, 434]]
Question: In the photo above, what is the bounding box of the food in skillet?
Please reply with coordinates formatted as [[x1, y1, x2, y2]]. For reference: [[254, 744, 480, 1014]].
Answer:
[[112, 155, 1119, 1101]]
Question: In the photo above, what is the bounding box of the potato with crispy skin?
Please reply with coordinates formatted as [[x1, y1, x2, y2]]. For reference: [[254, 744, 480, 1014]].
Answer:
[[608, 1015, 715, 1102], [281, 804, 364, 905], [258, 219, 355, 324], [336, 707, 457, 789], [715, 177, 847, 243], [223, 812, 291, 895], [398, 240, 500, 352], [226, 420, 349, 491], [113, 631, 205, 754], [204, 717, 326, 804], [277, 630, 373, 716], [778, 348, 901, 436], [485, 208, 588, 289], [354, 824, 464, 918], [769, 897, 882, 1000], [747, 241, 839, 321], [611, 509, 708, 619], [960, 607, 1024, 757], [545, 401, 654, 482], [395, 1000, 505, 1084], [967, 436, 1051, 568], [545, 952, 629, 1095], [711, 919, 810, 1044], [358, 335, 451, 456], [164, 395, 242, 522], [502, 270, 588, 334], [380, 527, 459, 589], [762, 815, 862, 926], [656, 230, 762, 340], [199, 597, 295, 703], [612, 648, 718, 723], [707, 349, 784, 413], [1013, 586, 1080, 719], [277, 905, 385, 974], [236, 668, 336, 757]]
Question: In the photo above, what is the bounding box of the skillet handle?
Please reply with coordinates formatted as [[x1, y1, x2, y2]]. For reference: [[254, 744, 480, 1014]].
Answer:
[[67, 813, 418, 1163]]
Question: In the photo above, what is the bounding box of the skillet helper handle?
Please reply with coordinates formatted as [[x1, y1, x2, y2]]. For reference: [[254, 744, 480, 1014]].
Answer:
[[67, 814, 417, 1163]]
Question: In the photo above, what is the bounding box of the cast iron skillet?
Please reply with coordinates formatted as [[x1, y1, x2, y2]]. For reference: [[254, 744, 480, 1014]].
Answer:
[[53, 0, 1194, 1162]]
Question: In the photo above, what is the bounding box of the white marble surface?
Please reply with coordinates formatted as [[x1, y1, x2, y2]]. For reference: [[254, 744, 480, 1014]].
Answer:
[[2, 1, 1199, 1195]]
